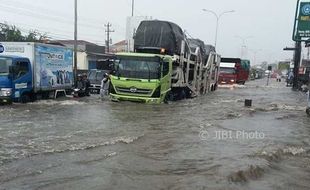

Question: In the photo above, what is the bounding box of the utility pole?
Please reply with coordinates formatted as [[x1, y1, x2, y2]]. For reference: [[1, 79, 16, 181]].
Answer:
[[292, 42, 302, 90], [104, 23, 114, 53], [132, 0, 135, 17], [74, 0, 78, 87]]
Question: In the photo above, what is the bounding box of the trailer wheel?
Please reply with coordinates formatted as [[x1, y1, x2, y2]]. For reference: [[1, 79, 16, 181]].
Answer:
[[214, 83, 218, 91], [306, 107, 310, 117], [164, 92, 174, 103]]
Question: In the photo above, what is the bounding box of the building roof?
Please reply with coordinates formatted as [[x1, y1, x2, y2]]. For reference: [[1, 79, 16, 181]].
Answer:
[[51, 40, 99, 46], [112, 40, 127, 46]]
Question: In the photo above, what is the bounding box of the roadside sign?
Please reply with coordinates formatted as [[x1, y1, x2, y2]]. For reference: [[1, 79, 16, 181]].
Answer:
[[293, 1, 310, 41], [268, 66, 272, 71]]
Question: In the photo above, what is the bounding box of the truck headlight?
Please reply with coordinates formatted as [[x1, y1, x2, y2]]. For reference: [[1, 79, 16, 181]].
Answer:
[[230, 79, 235, 82], [0, 88, 12, 97]]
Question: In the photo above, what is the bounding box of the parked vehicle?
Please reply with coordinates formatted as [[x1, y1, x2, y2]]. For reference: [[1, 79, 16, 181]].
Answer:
[[219, 58, 250, 85], [250, 68, 264, 80], [109, 20, 220, 103], [88, 69, 111, 94], [0, 42, 73, 104]]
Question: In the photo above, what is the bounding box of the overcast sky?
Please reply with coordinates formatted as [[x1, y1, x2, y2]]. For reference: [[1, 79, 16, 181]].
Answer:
[[0, 0, 304, 64]]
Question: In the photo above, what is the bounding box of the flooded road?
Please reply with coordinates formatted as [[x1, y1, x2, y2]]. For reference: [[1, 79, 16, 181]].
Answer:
[[0, 79, 309, 190]]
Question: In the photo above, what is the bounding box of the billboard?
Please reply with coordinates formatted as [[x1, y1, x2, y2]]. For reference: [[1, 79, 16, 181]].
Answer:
[[293, 1, 310, 41], [35, 45, 73, 90]]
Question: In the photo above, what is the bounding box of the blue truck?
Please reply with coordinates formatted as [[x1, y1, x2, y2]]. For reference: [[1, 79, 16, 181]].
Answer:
[[0, 42, 73, 104]]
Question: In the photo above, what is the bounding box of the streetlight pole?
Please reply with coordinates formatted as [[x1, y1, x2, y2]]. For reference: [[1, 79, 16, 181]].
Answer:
[[202, 9, 235, 50], [132, 0, 135, 17], [249, 49, 262, 65], [235, 35, 253, 58], [74, 0, 78, 87]]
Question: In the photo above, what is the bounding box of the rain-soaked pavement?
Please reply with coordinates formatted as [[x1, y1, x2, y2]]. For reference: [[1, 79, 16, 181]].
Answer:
[[0, 79, 309, 190]]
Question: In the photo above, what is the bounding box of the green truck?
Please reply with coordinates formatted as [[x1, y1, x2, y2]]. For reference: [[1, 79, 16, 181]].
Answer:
[[109, 20, 220, 103]]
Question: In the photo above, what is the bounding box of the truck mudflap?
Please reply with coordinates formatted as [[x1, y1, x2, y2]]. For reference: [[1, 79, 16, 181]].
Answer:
[[110, 93, 162, 104]]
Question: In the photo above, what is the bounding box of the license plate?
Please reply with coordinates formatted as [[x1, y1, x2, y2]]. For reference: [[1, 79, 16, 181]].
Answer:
[[91, 89, 99, 94]]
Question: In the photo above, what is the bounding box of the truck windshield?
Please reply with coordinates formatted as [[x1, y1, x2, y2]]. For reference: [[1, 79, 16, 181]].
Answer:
[[220, 67, 235, 74], [0, 57, 12, 76], [88, 70, 106, 81], [115, 56, 160, 80]]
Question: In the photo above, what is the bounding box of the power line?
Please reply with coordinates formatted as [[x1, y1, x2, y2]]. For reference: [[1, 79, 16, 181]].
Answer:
[[0, 1, 127, 33], [0, 20, 105, 42], [0, 4, 125, 40], [0, 21, 106, 44], [0, 4, 105, 30]]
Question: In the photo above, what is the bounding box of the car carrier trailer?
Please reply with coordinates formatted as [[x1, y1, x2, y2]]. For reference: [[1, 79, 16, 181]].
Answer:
[[109, 20, 220, 103]]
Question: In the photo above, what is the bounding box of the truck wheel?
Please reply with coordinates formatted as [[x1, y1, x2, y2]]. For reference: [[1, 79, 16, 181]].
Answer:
[[164, 92, 174, 103], [20, 94, 30, 104]]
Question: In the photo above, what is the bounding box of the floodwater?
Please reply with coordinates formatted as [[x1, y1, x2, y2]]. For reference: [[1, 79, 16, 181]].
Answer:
[[0, 79, 309, 190]]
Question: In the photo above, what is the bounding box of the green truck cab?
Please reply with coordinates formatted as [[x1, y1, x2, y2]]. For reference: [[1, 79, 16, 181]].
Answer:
[[109, 52, 172, 104]]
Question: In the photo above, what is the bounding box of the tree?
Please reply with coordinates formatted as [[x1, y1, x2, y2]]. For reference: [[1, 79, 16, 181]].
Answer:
[[0, 23, 48, 42]]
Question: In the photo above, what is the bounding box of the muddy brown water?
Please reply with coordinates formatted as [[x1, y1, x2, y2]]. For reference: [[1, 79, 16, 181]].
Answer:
[[0, 79, 309, 190]]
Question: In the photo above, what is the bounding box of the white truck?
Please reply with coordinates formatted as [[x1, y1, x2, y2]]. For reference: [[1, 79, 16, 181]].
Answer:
[[0, 42, 73, 103]]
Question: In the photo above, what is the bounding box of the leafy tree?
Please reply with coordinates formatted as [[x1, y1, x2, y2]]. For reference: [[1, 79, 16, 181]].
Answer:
[[0, 23, 48, 42]]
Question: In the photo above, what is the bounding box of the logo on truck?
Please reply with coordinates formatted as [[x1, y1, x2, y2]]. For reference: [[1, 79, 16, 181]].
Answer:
[[5, 46, 25, 53], [0, 45, 4, 53], [46, 53, 64, 60], [130, 87, 138, 93]]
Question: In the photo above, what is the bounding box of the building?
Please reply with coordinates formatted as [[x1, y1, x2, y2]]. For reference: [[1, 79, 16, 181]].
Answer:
[[111, 40, 127, 53], [50, 40, 112, 72]]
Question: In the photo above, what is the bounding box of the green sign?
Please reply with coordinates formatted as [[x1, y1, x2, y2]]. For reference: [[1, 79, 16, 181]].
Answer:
[[293, 1, 310, 41]]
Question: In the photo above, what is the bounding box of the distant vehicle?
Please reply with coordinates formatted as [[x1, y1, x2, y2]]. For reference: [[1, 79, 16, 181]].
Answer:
[[265, 70, 271, 77], [218, 63, 236, 84], [88, 69, 110, 94], [271, 72, 278, 79], [298, 60, 310, 89], [219, 58, 250, 85], [0, 42, 73, 104]]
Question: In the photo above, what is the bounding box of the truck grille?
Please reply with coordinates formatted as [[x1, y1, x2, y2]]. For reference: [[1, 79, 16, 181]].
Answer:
[[116, 87, 152, 95]]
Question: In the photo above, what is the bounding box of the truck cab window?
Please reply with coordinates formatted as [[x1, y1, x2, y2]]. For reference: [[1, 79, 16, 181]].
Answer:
[[14, 62, 29, 79], [162, 62, 169, 77]]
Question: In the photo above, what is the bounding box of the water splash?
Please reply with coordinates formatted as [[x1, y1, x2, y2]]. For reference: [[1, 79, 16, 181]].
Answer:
[[228, 165, 265, 183]]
